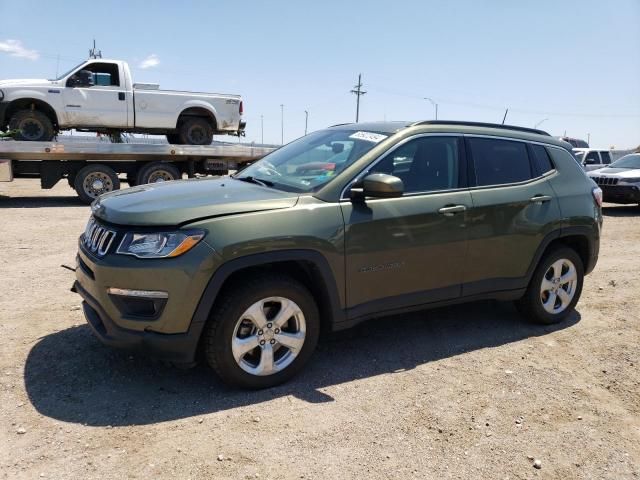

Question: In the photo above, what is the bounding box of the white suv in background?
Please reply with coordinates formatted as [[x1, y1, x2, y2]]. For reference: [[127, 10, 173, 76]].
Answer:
[[587, 153, 640, 205], [573, 148, 613, 171]]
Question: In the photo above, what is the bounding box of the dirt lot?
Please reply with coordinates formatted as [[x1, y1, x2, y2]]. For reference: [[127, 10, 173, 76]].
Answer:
[[1, 179, 639, 480]]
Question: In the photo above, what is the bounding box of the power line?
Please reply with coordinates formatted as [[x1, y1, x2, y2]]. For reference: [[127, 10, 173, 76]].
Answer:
[[350, 73, 366, 122]]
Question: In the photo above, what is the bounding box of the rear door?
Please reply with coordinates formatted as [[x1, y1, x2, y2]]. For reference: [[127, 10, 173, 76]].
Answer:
[[463, 137, 561, 295], [62, 62, 129, 127], [341, 134, 471, 315]]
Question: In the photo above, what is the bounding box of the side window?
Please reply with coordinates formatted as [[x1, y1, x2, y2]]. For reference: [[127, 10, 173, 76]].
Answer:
[[469, 138, 532, 186], [530, 144, 555, 175], [83, 62, 120, 86], [584, 151, 600, 165], [600, 151, 612, 164], [370, 136, 460, 193]]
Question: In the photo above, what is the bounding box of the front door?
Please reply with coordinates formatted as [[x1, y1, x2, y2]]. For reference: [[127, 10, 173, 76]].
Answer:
[[341, 135, 471, 316], [62, 62, 128, 128]]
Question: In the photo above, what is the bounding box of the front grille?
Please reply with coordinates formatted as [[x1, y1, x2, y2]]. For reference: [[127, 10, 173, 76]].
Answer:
[[592, 176, 619, 186], [82, 217, 116, 257]]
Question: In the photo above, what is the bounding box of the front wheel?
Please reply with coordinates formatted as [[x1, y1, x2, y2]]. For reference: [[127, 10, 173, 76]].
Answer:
[[73, 164, 120, 204], [203, 275, 320, 389], [516, 247, 584, 324], [8, 110, 55, 142]]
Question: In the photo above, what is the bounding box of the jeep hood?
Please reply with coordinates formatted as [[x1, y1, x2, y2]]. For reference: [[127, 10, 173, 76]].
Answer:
[[92, 177, 299, 226], [589, 167, 640, 176], [0, 78, 54, 88]]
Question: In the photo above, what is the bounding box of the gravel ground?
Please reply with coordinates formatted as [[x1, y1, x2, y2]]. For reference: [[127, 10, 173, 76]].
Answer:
[[1, 179, 639, 480]]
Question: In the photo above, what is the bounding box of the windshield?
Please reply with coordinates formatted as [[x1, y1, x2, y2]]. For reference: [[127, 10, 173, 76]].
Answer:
[[235, 129, 389, 192], [49, 61, 85, 81], [608, 154, 640, 169]]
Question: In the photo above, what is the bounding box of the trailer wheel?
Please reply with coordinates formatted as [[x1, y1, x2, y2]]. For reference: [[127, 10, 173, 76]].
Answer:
[[136, 162, 181, 185], [8, 110, 55, 142], [73, 164, 120, 204], [178, 117, 213, 145]]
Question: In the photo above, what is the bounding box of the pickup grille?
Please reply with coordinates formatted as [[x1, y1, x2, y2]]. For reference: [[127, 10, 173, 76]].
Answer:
[[82, 217, 116, 257], [592, 176, 619, 186]]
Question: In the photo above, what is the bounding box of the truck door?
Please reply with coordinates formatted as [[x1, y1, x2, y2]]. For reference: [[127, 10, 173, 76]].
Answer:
[[62, 62, 129, 128]]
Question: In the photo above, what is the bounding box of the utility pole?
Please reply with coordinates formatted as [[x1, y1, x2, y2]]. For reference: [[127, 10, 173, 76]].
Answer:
[[304, 110, 309, 135], [501, 108, 509, 125], [280, 104, 284, 144], [587, 133, 591, 145], [260, 115, 264, 144], [350, 74, 366, 122], [88, 39, 102, 59], [424, 97, 438, 120]]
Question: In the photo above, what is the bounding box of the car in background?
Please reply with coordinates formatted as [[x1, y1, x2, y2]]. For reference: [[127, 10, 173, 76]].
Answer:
[[574, 148, 613, 171], [587, 153, 640, 205], [560, 136, 589, 148]]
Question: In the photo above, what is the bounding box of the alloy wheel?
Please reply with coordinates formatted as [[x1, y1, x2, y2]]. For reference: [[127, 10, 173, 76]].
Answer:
[[540, 258, 578, 314]]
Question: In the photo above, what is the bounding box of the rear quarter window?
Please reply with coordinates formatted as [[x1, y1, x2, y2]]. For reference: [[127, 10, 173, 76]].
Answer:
[[530, 144, 555, 175], [468, 137, 533, 186]]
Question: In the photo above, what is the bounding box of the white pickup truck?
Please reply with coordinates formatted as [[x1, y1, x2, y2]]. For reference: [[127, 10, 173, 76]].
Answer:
[[0, 59, 245, 144]]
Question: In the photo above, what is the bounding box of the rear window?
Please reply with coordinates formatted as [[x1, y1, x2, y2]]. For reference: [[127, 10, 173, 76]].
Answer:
[[530, 144, 555, 174], [469, 138, 533, 186]]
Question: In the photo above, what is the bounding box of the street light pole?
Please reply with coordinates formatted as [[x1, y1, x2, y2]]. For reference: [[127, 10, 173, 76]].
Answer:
[[534, 118, 549, 129], [304, 110, 309, 135], [260, 115, 264, 144], [424, 97, 438, 120], [280, 104, 284, 145]]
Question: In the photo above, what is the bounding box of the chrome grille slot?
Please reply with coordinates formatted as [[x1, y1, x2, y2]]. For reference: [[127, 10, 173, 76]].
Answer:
[[82, 217, 116, 257], [594, 177, 619, 186]]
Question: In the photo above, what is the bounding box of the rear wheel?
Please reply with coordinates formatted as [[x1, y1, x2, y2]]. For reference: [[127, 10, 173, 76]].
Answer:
[[8, 110, 55, 142], [203, 275, 320, 389], [516, 247, 584, 324], [73, 164, 120, 204], [177, 117, 213, 145], [135, 162, 181, 185]]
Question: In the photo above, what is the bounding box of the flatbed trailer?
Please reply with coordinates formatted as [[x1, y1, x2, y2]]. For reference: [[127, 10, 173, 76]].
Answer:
[[0, 139, 275, 203]]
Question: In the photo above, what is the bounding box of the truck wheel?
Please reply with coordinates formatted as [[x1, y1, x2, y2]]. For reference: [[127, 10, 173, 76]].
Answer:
[[166, 133, 181, 145], [73, 164, 120, 204], [136, 162, 181, 185], [202, 274, 320, 389], [515, 247, 584, 325], [8, 110, 55, 142], [178, 117, 213, 145]]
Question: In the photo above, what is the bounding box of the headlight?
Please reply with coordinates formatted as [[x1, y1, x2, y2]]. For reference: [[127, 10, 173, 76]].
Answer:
[[116, 230, 205, 259], [619, 177, 640, 185]]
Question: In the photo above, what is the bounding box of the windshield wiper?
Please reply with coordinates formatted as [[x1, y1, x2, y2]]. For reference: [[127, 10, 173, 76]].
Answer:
[[235, 176, 274, 188]]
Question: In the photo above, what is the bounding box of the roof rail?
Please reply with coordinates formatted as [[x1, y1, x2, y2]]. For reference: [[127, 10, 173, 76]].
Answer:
[[411, 120, 550, 136]]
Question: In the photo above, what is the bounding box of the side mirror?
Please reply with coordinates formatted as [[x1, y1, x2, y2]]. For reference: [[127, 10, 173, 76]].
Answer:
[[67, 70, 94, 88], [350, 173, 404, 200]]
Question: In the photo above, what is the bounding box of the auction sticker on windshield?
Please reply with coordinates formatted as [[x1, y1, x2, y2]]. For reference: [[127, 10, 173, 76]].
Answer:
[[349, 131, 388, 143]]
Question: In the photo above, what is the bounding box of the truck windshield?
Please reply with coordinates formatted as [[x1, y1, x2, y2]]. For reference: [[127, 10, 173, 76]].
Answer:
[[235, 129, 389, 193], [49, 61, 85, 81]]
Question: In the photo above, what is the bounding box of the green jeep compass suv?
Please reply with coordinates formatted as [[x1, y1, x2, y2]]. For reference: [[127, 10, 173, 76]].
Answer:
[[73, 121, 603, 388]]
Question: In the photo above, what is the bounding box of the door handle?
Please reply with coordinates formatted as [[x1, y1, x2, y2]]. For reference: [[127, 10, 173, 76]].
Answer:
[[530, 195, 552, 203], [118, 92, 125, 101], [438, 205, 467, 216]]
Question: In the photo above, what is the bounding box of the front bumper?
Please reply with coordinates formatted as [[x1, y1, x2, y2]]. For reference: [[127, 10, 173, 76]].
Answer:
[[74, 280, 203, 364], [601, 185, 640, 204]]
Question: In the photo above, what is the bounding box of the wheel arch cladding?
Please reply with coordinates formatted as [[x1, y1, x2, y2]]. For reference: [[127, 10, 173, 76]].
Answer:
[[190, 250, 346, 337]]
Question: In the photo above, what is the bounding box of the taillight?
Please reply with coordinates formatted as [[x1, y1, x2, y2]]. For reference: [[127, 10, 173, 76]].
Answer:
[[592, 187, 603, 207], [239, 101, 243, 115]]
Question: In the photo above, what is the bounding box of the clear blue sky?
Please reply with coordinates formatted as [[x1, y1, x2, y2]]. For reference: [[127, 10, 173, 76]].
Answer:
[[1, 0, 639, 148]]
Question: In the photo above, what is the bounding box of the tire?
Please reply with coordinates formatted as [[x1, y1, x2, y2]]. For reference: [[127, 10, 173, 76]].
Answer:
[[203, 274, 320, 389], [8, 109, 55, 142], [135, 162, 181, 185], [166, 133, 181, 145], [126, 174, 137, 187], [177, 117, 213, 145], [73, 164, 120, 204], [516, 247, 584, 325]]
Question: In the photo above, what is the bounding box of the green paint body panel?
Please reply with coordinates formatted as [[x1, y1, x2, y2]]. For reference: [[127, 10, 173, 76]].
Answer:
[[73, 121, 601, 363]]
